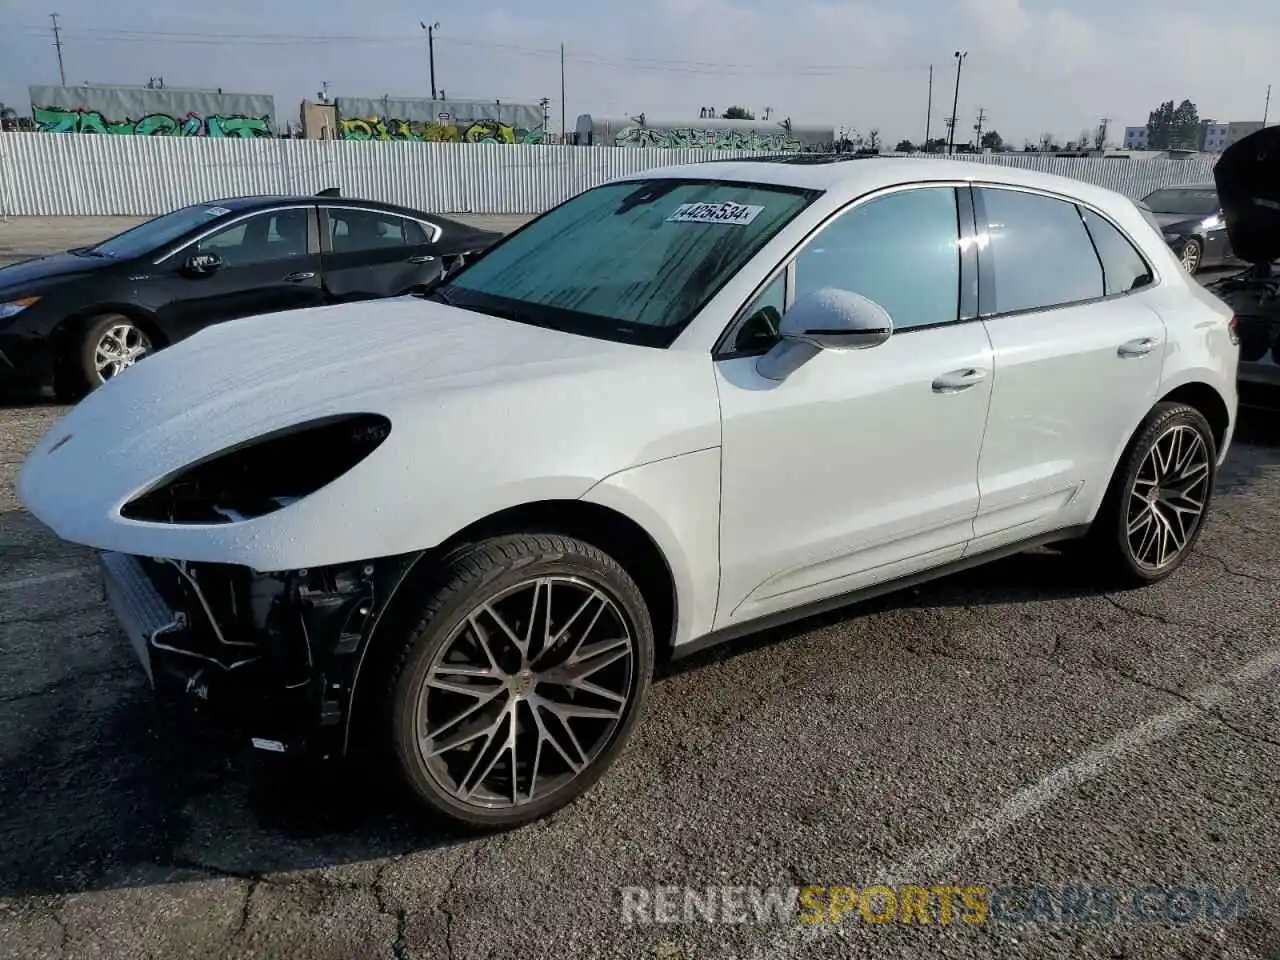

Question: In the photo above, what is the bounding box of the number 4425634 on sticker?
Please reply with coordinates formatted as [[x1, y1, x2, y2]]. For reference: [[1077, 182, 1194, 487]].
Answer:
[[666, 202, 764, 225]]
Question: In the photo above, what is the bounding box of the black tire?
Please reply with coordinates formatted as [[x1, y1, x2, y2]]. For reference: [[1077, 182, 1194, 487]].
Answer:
[[383, 533, 654, 830], [1082, 402, 1217, 588], [1179, 237, 1202, 275], [72, 313, 155, 396]]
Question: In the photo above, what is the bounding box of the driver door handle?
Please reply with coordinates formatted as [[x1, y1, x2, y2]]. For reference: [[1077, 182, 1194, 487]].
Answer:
[[1117, 337, 1160, 358], [932, 367, 989, 393], [407, 254, 436, 264], [284, 271, 316, 282]]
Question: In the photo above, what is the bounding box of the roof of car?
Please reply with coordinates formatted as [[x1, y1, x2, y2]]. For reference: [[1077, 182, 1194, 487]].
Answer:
[[193, 194, 490, 232], [624, 155, 1139, 208]]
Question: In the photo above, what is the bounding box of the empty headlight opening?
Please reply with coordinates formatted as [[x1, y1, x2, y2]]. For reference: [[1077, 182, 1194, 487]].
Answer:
[[120, 413, 392, 524]]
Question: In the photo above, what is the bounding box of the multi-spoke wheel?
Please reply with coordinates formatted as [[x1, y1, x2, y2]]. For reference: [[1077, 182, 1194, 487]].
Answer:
[[385, 533, 654, 828], [67, 313, 156, 399], [1085, 402, 1217, 586]]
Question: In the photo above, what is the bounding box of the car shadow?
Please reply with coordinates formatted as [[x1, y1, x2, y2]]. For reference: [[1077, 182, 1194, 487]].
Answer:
[[0, 410, 1276, 901]]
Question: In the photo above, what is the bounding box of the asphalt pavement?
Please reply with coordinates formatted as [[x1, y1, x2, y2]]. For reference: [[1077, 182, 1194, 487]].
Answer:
[[0, 218, 1278, 960]]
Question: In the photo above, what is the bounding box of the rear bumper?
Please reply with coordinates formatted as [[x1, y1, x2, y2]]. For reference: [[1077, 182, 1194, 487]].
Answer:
[[96, 549, 417, 759]]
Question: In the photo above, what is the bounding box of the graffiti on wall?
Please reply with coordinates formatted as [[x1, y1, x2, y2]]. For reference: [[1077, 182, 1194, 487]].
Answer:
[[339, 116, 544, 144], [32, 105, 272, 137], [613, 125, 805, 152]]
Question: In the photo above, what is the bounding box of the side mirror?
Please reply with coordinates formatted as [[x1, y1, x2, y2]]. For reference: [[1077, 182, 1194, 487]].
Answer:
[[184, 252, 223, 275], [756, 288, 893, 381]]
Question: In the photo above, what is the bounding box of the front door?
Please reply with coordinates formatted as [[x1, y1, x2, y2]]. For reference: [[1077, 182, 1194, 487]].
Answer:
[[154, 206, 324, 341], [970, 185, 1167, 548], [320, 207, 442, 303], [713, 185, 994, 629]]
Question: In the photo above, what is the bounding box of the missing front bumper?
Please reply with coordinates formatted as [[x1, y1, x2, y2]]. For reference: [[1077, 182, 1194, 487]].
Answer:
[[96, 550, 412, 758]]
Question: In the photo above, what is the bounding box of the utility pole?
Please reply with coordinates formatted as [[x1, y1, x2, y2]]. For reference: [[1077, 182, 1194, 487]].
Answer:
[[50, 13, 67, 86], [420, 21, 440, 99], [973, 106, 986, 151], [924, 64, 933, 151], [947, 51, 967, 155], [1265, 84, 1272, 126], [560, 43, 566, 141]]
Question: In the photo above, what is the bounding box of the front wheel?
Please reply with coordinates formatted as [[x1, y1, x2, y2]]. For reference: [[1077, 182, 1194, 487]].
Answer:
[[383, 533, 654, 830], [1084, 402, 1217, 587], [74, 313, 154, 396], [1179, 238, 1202, 275]]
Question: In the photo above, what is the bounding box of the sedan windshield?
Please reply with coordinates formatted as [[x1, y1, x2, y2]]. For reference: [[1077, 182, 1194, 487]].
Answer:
[[1141, 188, 1219, 216], [90, 203, 236, 259], [437, 178, 819, 346]]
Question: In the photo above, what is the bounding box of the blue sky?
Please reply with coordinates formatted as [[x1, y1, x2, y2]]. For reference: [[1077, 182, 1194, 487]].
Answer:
[[1, 0, 1276, 145]]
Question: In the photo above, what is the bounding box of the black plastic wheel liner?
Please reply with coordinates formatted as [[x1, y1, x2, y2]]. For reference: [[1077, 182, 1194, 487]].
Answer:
[[1214, 125, 1280, 266]]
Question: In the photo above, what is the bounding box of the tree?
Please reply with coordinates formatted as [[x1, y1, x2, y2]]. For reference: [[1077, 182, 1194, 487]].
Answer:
[[721, 105, 755, 120], [866, 129, 881, 150], [895, 138, 915, 152], [1038, 132, 1055, 152], [980, 130, 1003, 151], [924, 137, 947, 153], [1146, 99, 1200, 150]]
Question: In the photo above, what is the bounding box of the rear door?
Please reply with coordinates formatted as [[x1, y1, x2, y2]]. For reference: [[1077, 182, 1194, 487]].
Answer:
[[319, 206, 442, 303], [151, 206, 324, 341], [970, 185, 1166, 548]]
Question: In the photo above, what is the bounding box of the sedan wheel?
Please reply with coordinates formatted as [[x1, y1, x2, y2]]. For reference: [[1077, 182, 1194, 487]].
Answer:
[[94, 322, 152, 381], [1179, 238, 1202, 274], [385, 534, 654, 829]]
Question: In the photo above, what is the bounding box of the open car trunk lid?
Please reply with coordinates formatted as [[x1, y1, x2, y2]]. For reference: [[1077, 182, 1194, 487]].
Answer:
[[1214, 124, 1280, 265]]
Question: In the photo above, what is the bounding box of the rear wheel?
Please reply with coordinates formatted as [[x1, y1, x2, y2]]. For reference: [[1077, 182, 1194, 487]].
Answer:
[[1083, 402, 1216, 587], [383, 533, 654, 829]]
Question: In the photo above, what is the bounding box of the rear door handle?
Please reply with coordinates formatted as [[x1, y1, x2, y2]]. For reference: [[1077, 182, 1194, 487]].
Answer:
[[284, 271, 316, 282], [407, 255, 436, 264], [1118, 337, 1160, 358], [932, 367, 989, 393]]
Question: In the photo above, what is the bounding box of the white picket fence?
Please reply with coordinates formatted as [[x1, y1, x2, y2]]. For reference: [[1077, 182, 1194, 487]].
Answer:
[[0, 132, 1220, 217]]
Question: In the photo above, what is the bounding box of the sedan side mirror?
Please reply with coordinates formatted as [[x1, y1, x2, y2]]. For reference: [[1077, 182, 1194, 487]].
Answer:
[[183, 252, 223, 275], [756, 287, 893, 381]]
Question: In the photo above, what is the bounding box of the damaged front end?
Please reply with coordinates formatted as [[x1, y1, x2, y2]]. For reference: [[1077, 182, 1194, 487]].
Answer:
[[1208, 125, 1280, 399], [98, 549, 419, 758]]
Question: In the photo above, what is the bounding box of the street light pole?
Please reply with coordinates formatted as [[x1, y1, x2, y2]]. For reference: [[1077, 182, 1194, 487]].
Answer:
[[947, 50, 967, 155], [420, 21, 440, 99]]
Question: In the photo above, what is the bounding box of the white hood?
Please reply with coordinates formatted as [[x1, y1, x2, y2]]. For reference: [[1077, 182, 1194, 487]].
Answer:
[[18, 298, 721, 570]]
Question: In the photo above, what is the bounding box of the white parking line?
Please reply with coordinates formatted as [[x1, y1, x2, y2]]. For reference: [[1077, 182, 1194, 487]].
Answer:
[[0, 569, 88, 593], [759, 644, 1280, 959]]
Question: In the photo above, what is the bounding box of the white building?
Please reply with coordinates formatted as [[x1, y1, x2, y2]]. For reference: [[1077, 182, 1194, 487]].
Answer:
[[1124, 118, 1269, 153]]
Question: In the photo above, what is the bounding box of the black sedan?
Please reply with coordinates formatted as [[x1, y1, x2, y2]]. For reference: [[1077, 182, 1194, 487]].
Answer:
[[1140, 183, 1238, 275], [0, 190, 502, 400]]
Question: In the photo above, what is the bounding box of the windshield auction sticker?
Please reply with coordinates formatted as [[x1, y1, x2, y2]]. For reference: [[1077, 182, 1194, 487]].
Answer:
[[203, 206, 232, 217], [666, 202, 765, 225]]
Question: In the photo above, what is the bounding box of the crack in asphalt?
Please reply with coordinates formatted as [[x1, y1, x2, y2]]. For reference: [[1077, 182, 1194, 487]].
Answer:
[[1199, 551, 1280, 586], [373, 857, 409, 960]]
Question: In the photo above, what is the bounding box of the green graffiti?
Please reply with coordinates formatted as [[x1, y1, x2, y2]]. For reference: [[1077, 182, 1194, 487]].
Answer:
[[613, 125, 805, 152], [32, 105, 272, 138]]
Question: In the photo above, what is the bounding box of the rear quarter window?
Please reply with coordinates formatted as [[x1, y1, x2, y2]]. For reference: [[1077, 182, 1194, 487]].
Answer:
[[1080, 210, 1153, 295]]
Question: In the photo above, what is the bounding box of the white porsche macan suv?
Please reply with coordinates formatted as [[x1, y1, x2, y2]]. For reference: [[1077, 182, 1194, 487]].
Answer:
[[18, 157, 1240, 829]]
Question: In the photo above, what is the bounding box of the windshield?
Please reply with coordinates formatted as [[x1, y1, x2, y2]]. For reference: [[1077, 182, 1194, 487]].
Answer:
[[1141, 188, 1219, 216], [90, 203, 237, 259], [437, 178, 819, 347]]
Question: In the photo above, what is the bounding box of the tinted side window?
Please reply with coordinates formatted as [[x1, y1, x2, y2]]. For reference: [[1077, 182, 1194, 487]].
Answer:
[[327, 209, 426, 253], [978, 188, 1103, 314], [196, 209, 308, 266], [793, 186, 960, 330], [1080, 210, 1152, 295]]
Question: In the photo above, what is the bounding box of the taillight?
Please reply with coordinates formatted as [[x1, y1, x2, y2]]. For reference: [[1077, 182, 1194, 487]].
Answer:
[[1227, 315, 1240, 345]]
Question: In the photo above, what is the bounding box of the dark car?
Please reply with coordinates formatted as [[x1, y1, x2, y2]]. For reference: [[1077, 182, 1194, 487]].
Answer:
[[1204, 126, 1280, 404], [1140, 184, 1236, 275], [0, 190, 502, 400]]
